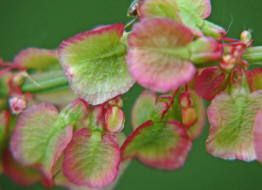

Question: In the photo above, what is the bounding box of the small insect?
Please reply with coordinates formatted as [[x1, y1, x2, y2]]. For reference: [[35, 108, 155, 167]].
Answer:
[[128, 0, 143, 17]]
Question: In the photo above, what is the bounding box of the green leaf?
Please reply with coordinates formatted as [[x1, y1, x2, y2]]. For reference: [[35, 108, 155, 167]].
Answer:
[[206, 90, 262, 161], [13, 48, 59, 71], [55, 133, 128, 190], [138, 0, 181, 21], [10, 99, 88, 183], [127, 18, 196, 92], [131, 90, 167, 129], [247, 68, 262, 92], [121, 120, 191, 170], [59, 24, 134, 105], [3, 148, 42, 186], [63, 130, 120, 188], [138, 0, 225, 38], [174, 0, 211, 19]]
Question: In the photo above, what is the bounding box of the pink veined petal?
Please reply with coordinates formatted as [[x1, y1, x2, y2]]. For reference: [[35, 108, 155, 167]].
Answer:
[[127, 18, 195, 92], [63, 129, 120, 188]]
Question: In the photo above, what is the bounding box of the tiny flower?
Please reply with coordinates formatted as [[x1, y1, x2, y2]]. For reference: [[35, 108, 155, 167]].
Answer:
[[240, 30, 252, 46], [9, 96, 26, 114], [180, 91, 198, 128]]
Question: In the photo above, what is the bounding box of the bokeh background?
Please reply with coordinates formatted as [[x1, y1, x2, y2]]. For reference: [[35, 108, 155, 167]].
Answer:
[[1, 0, 262, 189]]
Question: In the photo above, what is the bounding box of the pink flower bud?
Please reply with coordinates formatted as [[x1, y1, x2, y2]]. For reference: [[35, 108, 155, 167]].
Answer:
[[179, 91, 193, 108], [9, 96, 26, 114], [220, 54, 236, 71], [182, 107, 198, 129], [240, 30, 252, 45], [105, 106, 125, 133], [179, 91, 197, 128]]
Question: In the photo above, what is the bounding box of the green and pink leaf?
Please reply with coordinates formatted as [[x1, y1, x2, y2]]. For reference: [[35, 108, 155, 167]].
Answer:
[[254, 110, 262, 163], [14, 48, 58, 70], [189, 0, 211, 19], [138, 0, 181, 21], [3, 148, 42, 186], [10, 99, 88, 184], [127, 18, 195, 92], [206, 90, 262, 161], [195, 67, 228, 100], [63, 129, 120, 188], [247, 68, 262, 92], [121, 120, 192, 170], [59, 24, 134, 105], [131, 90, 167, 129]]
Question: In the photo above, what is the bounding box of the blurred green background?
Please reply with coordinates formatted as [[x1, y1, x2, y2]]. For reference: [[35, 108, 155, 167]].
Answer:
[[1, 0, 262, 189]]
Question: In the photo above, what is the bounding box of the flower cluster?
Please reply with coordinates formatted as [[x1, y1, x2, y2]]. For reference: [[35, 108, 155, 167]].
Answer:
[[1, 0, 262, 189]]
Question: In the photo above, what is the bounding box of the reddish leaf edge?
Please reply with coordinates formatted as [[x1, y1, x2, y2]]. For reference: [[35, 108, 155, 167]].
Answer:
[[63, 128, 121, 188], [121, 120, 192, 170]]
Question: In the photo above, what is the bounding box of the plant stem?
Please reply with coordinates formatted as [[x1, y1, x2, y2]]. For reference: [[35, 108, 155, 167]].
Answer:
[[15, 46, 262, 96], [194, 61, 220, 68], [21, 70, 69, 94]]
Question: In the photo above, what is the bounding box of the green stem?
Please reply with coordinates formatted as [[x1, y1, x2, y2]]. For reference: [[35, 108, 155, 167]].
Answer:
[[21, 70, 69, 94], [194, 61, 220, 68], [14, 46, 262, 96]]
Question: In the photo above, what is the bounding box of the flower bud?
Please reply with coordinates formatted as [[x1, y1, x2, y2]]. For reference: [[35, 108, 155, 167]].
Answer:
[[182, 107, 198, 129], [180, 91, 197, 128], [220, 54, 236, 71], [179, 91, 192, 108], [188, 37, 223, 64], [12, 72, 25, 87], [240, 30, 252, 45], [9, 96, 26, 114], [105, 106, 125, 133]]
